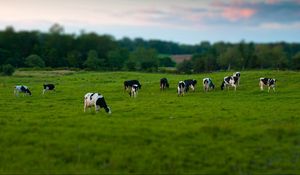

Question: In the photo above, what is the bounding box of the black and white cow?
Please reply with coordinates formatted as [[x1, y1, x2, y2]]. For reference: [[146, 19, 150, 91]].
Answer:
[[130, 84, 139, 97], [259, 78, 276, 92], [160, 78, 169, 90], [184, 79, 197, 92], [203, 78, 215, 92], [84, 93, 111, 114], [233, 72, 241, 86], [14, 85, 31, 96], [124, 80, 142, 91], [177, 81, 186, 96], [221, 76, 239, 91], [43, 84, 55, 94]]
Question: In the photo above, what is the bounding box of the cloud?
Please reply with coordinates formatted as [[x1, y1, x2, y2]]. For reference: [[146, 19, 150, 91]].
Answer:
[[259, 22, 300, 30], [222, 7, 256, 21]]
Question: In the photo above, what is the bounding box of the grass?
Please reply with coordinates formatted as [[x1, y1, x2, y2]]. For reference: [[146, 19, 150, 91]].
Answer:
[[0, 70, 299, 174]]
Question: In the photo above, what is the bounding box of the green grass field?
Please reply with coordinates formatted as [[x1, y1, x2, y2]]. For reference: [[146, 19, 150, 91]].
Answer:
[[0, 70, 299, 174]]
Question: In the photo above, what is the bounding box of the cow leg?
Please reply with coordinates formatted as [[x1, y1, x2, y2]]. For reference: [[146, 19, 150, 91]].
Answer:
[[259, 82, 264, 91], [190, 85, 195, 91], [268, 86, 270, 93], [95, 104, 98, 112]]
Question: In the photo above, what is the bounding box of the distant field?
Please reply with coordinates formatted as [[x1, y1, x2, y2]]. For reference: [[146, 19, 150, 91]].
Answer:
[[0, 70, 299, 174]]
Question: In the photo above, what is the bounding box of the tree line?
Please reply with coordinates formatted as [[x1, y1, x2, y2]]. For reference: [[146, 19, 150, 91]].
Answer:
[[1, 24, 300, 75]]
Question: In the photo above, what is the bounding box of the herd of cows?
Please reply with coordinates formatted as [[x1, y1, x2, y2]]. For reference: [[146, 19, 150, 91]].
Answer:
[[13, 72, 277, 114]]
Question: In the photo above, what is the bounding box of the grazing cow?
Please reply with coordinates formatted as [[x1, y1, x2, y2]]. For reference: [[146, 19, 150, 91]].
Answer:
[[233, 72, 241, 85], [184, 79, 197, 92], [130, 84, 139, 97], [43, 84, 55, 94], [84, 93, 111, 114], [160, 78, 169, 90], [221, 76, 239, 91], [14, 85, 31, 96], [259, 78, 276, 92], [177, 81, 186, 96], [124, 80, 142, 91], [203, 78, 215, 92]]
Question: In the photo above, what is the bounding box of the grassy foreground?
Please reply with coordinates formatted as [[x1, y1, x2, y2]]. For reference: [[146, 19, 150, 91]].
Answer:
[[0, 70, 299, 174]]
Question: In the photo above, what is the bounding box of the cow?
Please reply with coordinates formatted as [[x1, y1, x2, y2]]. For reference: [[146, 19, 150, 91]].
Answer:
[[233, 72, 241, 86], [84, 93, 111, 114], [124, 80, 142, 91], [184, 79, 197, 92], [14, 85, 31, 96], [130, 84, 139, 97], [221, 76, 239, 91], [160, 78, 169, 90], [259, 78, 276, 92], [177, 81, 186, 96], [203, 78, 215, 92], [43, 84, 55, 94]]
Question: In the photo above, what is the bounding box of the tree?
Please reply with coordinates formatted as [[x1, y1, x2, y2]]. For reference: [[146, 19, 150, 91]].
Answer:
[[159, 56, 176, 67], [271, 45, 288, 70], [130, 48, 159, 71], [177, 60, 193, 74], [218, 46, 241, 70], [83, 50, 101, 70], [49, 23, 64, 34], [107, 48, 129, 70], [291, 52, 300, 70], [66, 50, 81, 68], [125, 60, 136, 71], [1, 64, 15, 76], [255, 45, 272, 69], [25, 54, 45, 68]]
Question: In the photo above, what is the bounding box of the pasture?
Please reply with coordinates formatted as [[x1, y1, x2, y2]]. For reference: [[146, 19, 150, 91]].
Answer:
[[0, 70, 299, 174]]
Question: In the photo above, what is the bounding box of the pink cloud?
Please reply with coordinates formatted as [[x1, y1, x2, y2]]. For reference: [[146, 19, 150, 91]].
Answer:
[[266, 0, 280, 4], [222, 7, 256, 22]]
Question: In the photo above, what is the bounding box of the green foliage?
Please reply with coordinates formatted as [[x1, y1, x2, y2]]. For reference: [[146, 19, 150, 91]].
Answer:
[[24, 54, 45, 68], [0, 70, 299, 174], [130, 48, 159, 71], [49, 23, 64, 34], [66, 50, 81, 68], [1, 26, 300, 71], [217, 46, 242, 70], [192, 53, 217, 73], [159, 56, 176, 67], [83, 50, 101, 70], [107, 48, 129, 70], [1, 64, 15, 75], [176, 60, 193, 74], [291, 52, 300, 70], [125, 60, 136, 71]]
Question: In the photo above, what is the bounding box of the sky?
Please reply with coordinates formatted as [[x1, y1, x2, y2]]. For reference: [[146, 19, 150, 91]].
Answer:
[[0, 0, 300, 44]]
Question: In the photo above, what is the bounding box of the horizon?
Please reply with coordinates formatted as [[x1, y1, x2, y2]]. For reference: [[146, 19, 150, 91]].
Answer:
[[1, 0, 300, 45]]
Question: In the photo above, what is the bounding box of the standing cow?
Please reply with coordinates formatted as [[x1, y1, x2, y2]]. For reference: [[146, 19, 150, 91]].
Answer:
[[221, 76, 239, 91], [43, 84, 55, 94], [84, 93, 111, 114], [177, 81, 186, 96], [124, 80, 142, 91], [259, 78, 276, 92], [14, 85, 32, 96], [160, 78, 169, 91], [184, 79, 197, 92], [203, 78, 215, 92]]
